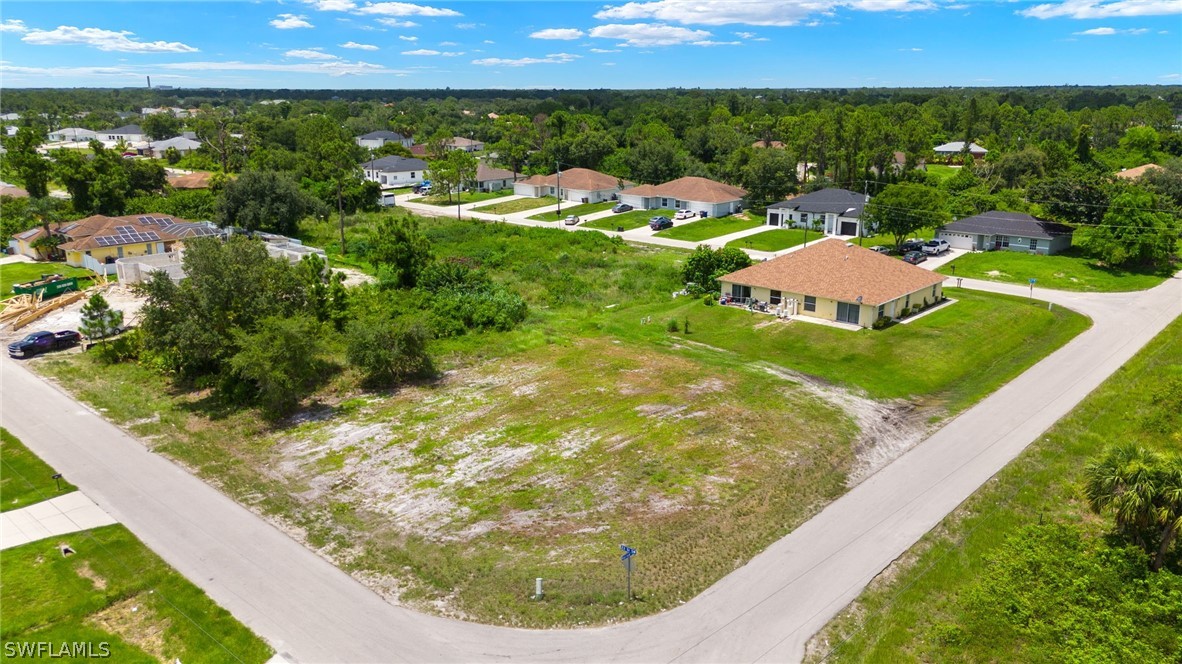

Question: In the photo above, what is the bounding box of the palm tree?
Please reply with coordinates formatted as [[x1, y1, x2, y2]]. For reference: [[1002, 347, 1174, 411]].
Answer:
[[27, 197, 63, 261], [1085, 444, 1182, 571]]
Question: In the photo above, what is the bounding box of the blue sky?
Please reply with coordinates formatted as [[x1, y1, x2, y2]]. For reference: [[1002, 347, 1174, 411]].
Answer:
[[0, 1, 1178, 89]]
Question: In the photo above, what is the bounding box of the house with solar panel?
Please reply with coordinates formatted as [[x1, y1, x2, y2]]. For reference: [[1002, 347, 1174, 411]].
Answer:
[[12, 214, 219, 275]]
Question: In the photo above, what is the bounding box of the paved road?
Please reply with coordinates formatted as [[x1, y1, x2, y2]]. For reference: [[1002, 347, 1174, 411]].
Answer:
[[3, 272, 1178, 663]]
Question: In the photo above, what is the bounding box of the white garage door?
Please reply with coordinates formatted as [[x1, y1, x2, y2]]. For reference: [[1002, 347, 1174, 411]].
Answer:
[[939, 232, 972, 250]]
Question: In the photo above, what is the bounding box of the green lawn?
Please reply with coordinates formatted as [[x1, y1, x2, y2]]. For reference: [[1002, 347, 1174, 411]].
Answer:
[[470, 195, 557, 215], [1, 262, 94, 299], [811, 315, 1182, 664], [654, 215, 763, 242], [408, 190, 511, 206], [2, 523, 273, 662], [1, 428, 76, 511], [725, 228, 812, 252], [937, 247, 1173, 292], [527, 200, 615, 222], [582, 208, 674, 231], [924, 164, 961, 182]]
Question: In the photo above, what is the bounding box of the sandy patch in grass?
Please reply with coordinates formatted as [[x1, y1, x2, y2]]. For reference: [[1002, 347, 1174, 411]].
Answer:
[[73, 561, 107, 590], [87, 595, 167, 661]]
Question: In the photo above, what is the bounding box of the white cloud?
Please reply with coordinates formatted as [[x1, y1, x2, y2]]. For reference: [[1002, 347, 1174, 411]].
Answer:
[[0, 19, 28, 33], [734, 31, 756, 38], [589, 47, 621, 52], [399, 35, 419, 41], [594, 0, 934, 27], [439, 40, 458, 45], [1020, 0, 1182, 19], [286, 48, 341, 59], [22, 26, 199, 52], [690, 39, 741, 46], [1160, 72, 1181, 79], [304, 0, 357, 9], [376, 18, 420, 27], [589, 23, 712, 46], [898, 46, 923, 50], [354, 2, 462, 17], [472, 52, 580, 66], [1073, 26, 1149, 33], [603, 62, 617, 66], [456, 22, 478, 29], [270, 13, 315, 29], [341, 41, 379, 49], [530, 28, 585, 39], [402, 48, 463, 55], [483, 39, 495, 44], [160, 59, 399, 77]]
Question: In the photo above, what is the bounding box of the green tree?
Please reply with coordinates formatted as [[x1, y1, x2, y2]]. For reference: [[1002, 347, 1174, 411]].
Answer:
[[1074, 124, 1094, 164], [141, 112, 181, 142], [1028, 171, 1112, 226], [1078, 187, 1179, 266], [297, 115, 365, 252], [862, 183, 949, 250], [1121, 126, 1161, 159], [229, 314, 327, 415], [682, 245, 752, 292], [489, 113, 537, 177], [346, 313, 432, 386], [366, 215, 433, 289], [217, 170, 315, 235], [1085, 444, 1182, 571], [79, 292, 124, 348], [738, 147, 797, 205], [4, 125, 51, 198], [428, 149, 477, 203]]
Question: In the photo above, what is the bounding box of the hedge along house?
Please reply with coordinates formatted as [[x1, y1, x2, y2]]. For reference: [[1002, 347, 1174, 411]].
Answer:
[[719, 239, 946, 328], [513, 167, 627, 203], [616, 176, 747, 218], [936, 211, 1074, 254], [765, 188, 869, 237]]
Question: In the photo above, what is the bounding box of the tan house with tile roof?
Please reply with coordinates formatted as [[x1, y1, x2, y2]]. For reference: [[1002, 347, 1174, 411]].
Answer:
[[513, 167, 627, 204], [719, 238, 946, 328], [12, 214, 217, 274], [1114, 163, 1162, 180], [617, 176, 747, 218], [473, 162, 521, 192]]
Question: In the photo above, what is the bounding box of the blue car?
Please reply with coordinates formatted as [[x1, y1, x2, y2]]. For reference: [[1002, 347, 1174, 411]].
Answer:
[[648, 216, 673, 231]]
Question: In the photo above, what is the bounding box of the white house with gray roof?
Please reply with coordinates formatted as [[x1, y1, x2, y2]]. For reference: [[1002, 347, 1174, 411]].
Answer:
[[356, 130, 413, 150], [766, 188, 869, 237], [937, 211, 1074, 254], [102, 124, 145, 144], [362, 155, 429, 187]]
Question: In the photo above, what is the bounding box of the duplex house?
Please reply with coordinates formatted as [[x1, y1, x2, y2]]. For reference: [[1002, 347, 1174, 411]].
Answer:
[[766, 188, 868, 237], [356, 130, 414, 150], [147, 135, 203, 158], [446, 136, 484, 152], [362, 155, 429, 187], [617, 176, 747, 218], [513, 167, 625, 204], [47, 127, 98, 143], [103, 124, 145, 144], [719, 238, 945, 328], [936, 211, 1074, 255], [13, 214, 217, 274], [933, 141, 987, 160], [473, 162, 520, 192]]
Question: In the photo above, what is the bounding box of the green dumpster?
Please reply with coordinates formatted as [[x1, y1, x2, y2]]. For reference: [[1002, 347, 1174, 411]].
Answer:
[[12, 274, 80, 298]]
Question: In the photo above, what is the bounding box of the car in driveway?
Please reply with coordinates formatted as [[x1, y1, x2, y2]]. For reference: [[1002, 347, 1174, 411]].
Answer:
[[922, 239, 950, 255], [8, 330, 82, 358], [648, 216, 673, 231], [902, 251, 927, 265], [563, 215, 580, 226], [674, 209, 696, 220], [900, 238, 926, 253], [869, 245, 892, 254], [611, 203, 633, 213]]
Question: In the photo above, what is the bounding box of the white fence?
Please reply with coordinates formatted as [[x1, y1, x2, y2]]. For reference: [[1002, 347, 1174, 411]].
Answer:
[[115, 252, 185, 284]]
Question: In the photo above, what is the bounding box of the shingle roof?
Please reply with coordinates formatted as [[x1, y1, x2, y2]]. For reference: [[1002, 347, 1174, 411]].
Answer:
[[448, 136, 482, 148], [768, 188, 867, 217], [106, 124, 144, 135], [365, 155, 428, 172], [1114, 163, 1162, 180], [58, 214, 189, 251], [941, 211, 1073, 240], [521, 168, 623, 192], [359, 130, 409, 141], [167, 171, 213, 189], [933, 141, 987, 154], [620, 176, 746, 204], [476, 162, 517, 182], [721, 238, 945, 307]]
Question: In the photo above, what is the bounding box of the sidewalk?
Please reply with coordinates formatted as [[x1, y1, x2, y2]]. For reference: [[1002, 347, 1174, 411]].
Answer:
[[1, 491, 117, 550]]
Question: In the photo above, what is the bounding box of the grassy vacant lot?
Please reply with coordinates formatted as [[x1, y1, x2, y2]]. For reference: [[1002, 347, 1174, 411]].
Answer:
[[725, 227, 810, 252], [2, 428, 76, 511], [937, 247, 1173, 292], [408, 190, 509, 206], [582, 208, 674, 231], [36, 216, 1089, 628], [527, 200, 614, 222], [809, 315, 1182, 663], [471, 195, 557, 215], [654, 215, 763, 242], [2, 523, 273, 662], [2, 262, 95, 299], [923, 164, 960, 182]]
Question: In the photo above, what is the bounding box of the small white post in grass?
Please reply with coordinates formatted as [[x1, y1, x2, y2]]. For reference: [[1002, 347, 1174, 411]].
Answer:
[[535, 577, 543, 599]]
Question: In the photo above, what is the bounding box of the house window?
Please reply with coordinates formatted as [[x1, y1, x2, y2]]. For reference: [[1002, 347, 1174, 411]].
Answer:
[[932, 285, 937, 298], [411, 172, 416, 178], [905, 295, 910, 309], [1029, 237, 1037, 250], [877, 304, 885, 320], [836, 302, 860, 325], [803, 295, 816, 312], [800, 213, 809, 226], [145, 243, 152, 255], [998, 235, 1010, 248], [770, 290, 782, 305], [730, 284, 751, 299]]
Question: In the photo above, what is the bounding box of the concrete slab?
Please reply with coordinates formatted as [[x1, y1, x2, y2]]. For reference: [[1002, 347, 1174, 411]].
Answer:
[[0, 491, 118, 550]]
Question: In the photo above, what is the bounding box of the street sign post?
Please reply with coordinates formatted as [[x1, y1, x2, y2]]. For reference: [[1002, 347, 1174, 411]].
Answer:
[[620, 544, 637, 600], [1029, 277, 1036, 301]]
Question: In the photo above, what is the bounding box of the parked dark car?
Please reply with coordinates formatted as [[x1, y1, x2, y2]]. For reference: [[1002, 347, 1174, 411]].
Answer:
[[869, 245, 893, 255], [611, 203, 633, 213], [8, 330, 81, 358], [648, 216, 673, 231], [899, 238, 926, 253], [902, 251, 927, 265]]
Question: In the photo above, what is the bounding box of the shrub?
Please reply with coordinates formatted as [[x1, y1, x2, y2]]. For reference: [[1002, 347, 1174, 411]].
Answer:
[[683, 318, 691, 334], [346, 314, 433, 386], [900, 306, 912, 318], [872, 316, 890, 330], [667, 319, 681, 333], [703, 294, 715, 306]]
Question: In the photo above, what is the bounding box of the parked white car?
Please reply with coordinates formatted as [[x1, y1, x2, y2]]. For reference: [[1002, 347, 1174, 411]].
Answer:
[[674, 209, 697, 220], [921, 239, 950, 255]]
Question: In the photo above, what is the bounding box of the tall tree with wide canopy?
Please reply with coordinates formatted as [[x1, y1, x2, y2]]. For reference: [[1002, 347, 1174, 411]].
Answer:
[[862, 183, 949, 250], [1085, 444, 1182, 571]]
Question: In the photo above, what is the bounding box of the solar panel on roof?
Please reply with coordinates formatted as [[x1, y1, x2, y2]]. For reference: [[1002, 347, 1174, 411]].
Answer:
[[114, 225, 135, 234], [138, 216, 151, 223]]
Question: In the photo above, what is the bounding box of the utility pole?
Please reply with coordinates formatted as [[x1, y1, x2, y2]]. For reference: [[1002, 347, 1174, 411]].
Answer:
[[555, 161, 562, 217]]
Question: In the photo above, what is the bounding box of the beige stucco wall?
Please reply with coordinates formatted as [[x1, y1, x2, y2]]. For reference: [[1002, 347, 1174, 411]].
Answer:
[[720, 280, 944, 329]]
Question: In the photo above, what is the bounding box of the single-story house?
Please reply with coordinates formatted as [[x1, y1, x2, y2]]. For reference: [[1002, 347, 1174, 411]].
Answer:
[[933, 141, 987, 160], [356, 130, 414, 150], [719, 238, 946, 328], [617, 176, 747, 218], [47, 127, 98, 143], [103, 124, 145, 144], [513, 167, 626, 204], [146, 135, 203, 158], [362, 155, 429, 187], [936, 211, 1074, 255], [0, 184, 29, 198], [14, 214, 217, 273], [473, 162, 520, 192], [766, 188, 868, 237], [446, 136, 484, 152], [1115, 163, 1162, 180]]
